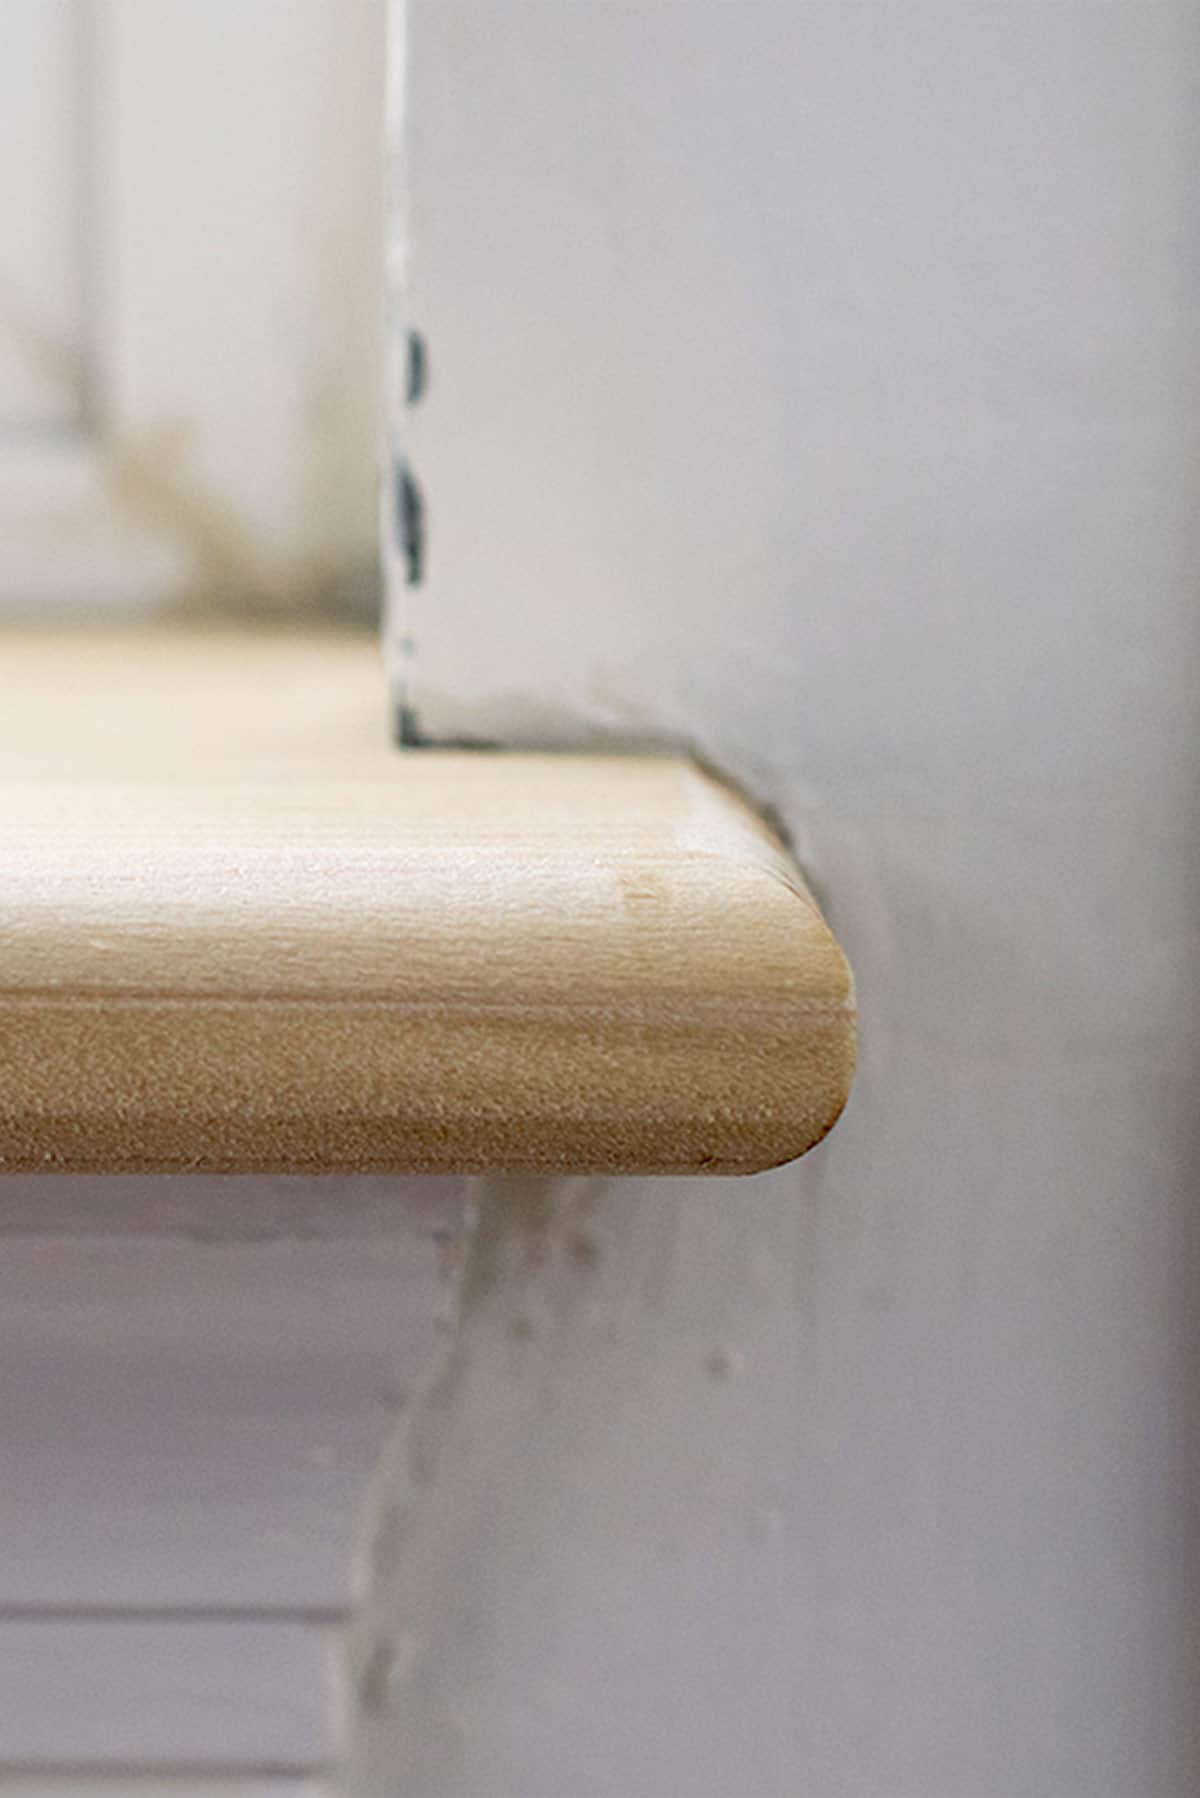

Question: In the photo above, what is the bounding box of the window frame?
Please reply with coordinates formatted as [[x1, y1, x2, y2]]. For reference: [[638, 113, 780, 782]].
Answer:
[[0, 0, 387, 614]]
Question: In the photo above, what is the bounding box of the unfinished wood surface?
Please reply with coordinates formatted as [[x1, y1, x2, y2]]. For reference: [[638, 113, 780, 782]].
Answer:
[[0, 628, 855, 1175]]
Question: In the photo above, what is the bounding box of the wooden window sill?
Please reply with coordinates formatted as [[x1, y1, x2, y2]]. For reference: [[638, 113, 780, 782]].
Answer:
[[0, 626, 855, 1175]]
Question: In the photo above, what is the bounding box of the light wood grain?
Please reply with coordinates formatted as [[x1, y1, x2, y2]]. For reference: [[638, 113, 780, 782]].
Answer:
[[0, 628, 854, 1174]]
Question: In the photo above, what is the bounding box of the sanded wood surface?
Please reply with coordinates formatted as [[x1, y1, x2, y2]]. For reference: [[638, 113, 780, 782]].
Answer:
[[0, 628, 854, 1174]]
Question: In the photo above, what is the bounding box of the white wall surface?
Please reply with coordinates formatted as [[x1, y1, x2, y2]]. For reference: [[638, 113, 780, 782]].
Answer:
[[362, 2, 1200, 1794]]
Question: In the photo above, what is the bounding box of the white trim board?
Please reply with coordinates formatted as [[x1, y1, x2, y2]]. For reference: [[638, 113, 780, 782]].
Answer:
[[0, 1175, 462, 1782], [0, 1619, 328, 1768]]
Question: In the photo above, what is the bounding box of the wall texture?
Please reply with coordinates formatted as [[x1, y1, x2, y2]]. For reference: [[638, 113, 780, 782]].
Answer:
[[362, 3, 1200, 1794]]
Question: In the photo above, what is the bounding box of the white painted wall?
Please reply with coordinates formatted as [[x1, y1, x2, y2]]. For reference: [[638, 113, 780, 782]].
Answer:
[[361, 3, 1200, 1793]]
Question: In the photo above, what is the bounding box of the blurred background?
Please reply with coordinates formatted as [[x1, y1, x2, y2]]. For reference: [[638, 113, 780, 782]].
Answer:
[[0, 0, 385, 618]]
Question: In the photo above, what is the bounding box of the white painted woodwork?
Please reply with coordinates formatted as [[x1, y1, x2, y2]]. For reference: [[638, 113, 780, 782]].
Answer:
[[0, 0, 386, 611], [0, 1177, 462, 1784], [0, 1620, 328, 1769], [0, 1187, 453, 1609], [357, 2, 1200, 1793]]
